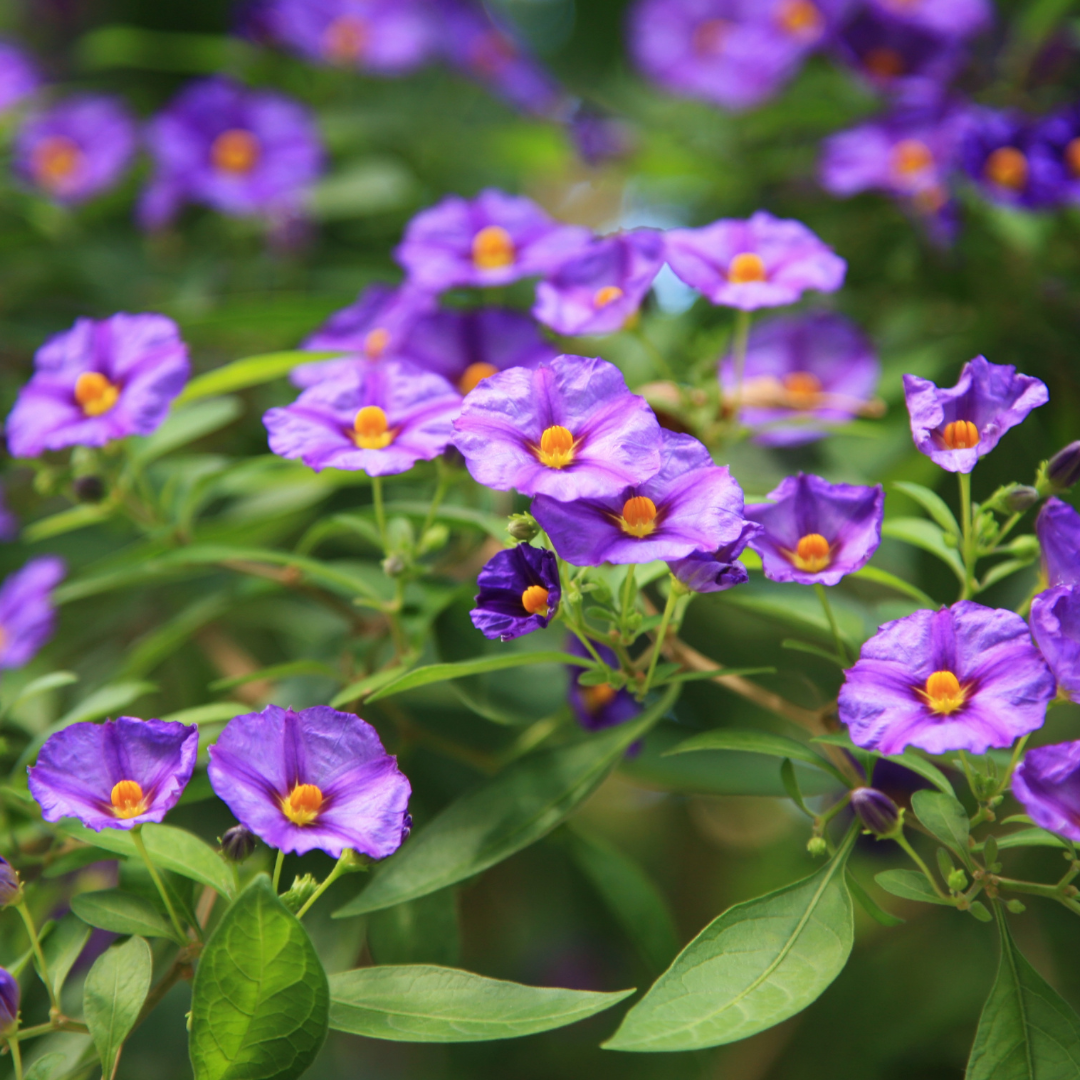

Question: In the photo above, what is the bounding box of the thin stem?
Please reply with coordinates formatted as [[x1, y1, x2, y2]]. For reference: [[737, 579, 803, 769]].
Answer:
[[958, 471, 974, 600], [641, 578, 679, 697], [814, 584, 851, 666], [1003, 734, 1030, 791], [295, 853, 354, 920], [896, 832, 950, 900], [991, 511, 1021, 551], [566, 619, 605, 668], [272, 849, 285, 893], [7, 1035, 22, 1080], [421, 459, 451, 538], [729, 309, 752, 420], [131, 828, 187, 943], [15, 901, 57, 1013], [371, 476, 388, 552], [619, 563, 637, 640]]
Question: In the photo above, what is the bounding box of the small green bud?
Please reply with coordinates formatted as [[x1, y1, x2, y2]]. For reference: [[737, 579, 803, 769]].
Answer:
[[381, 553, 408, 576], [1004, 535, 1040, 561], [982, 835, 998, 867], [418, 524, 449, 555], [338, 848, 374, 872], [947, 868, 968, 893], [968, 901, 993, 922], [1005, 899, 1026, 914], [807, 836, 828, 857], [507, 513, 540, 542], [279, 873, 320, 914]]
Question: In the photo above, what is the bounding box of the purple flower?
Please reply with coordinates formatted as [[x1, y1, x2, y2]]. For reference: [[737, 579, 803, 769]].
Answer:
[[1036, 106, 1080, 205], [533, 230, 665, 337], [0, 41, 40, 113], [1012, 742, 1080, 843], [28, 717, 198, 832], [394, 189, 592, 292], [470, 543, 561, 640], [866, 0, 991, 40], [264, 360, 460, 476], [719, 313, 880, 447], [0, 968, 18, 1034], [140, 77, 324, 229], [0, 857, 20, 906], [14, 95, 136, 204], [1031, 586, 1080, 701], [902, 355, 1048, 475], [0, 557, 65, 670], [268, 0, 435, 74], [567, 104, 635, 167], [839, 602, 1054, 755], [1036, 498, 1080, 589], [532, 430, 749, 566], [668, 519, 762, 593], [6, 314, 191, 459], [0, 484, 18, 542], [745, 473, 884, 586], [664, 211, 846, 311], [398, 307, 556, 395], [959, 108, 1063, 209], [452, 354, 663, 501], [207, 704, 411, 858], [566, 637, 641, 732]]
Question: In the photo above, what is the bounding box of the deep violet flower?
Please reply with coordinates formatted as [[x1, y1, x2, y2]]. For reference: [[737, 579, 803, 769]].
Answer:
[[470, 543, 561, 641], [533, 230, 665, 337], [28, 717, 198, 831], [265, 360, 460, 476], [839, 602, 1054, 755], [959, 108, 1062, 210], [719, 313, 880, 447], [140, 77, 324, 229], [452, 354, 663, 502], [1036, 498, 1080, 589], [1030, 586, 1080, 701], [566, 636, 641, 732], [14, 95, 136, 204], [0, 42, 40, 114], [902, 355, 1048, 475], [207, 704, 411, 858], [866, 0, 991, 41], [851, 786, 901, 835], [1012, 742, 1080, 843], [394, 189, 592, 292], [0, 557, 65, 670], [1036, 106, 1080, 206], [1047, 441, 1080, 493], [568, 104, 635, 167], [745, 473, 884, 587], [532, 430, 749, 566], [6, 314, 191, 459], [664, 211, 846, 311], [668, 519, 762, 593], [0, 969, 18, 1034], [0, 857, 18, 907]]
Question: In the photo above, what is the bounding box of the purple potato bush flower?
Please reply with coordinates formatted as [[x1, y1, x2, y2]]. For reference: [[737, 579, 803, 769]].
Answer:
[[207, 704, 411, 858], [568, 105, 635, 167], [140, 77, 324, 229], [0, 968, 17, 1034], [0, 556, 65, 670], [265, 360, 460, 476], [664, 211, 846, 310], [0, 41, 39, 113], [452, 354, 663, 501], [6, 314, 191, 458], [1036, 498, 1080, 588], [866, 0, 991, 40], [719, 313, 880, 446], [15, 95, 136, 204], [1030, 586, 1080, 701], [745, 473, 884, 587], [668, 520, 762, 593], [470, 542, 561, 640], [1036, 106, 1080, 205], [531, 430, 750, 566], [28, 717, 199, 831], [566, 636, 641, 732], [839, 601, 1054, 755], [394, 189, 591, 291], [1012, 742, 1080, 843], [533, 229, 665, 337], [902, 355, 1048, 474], [959, 108, 1063, 210], [0, 857, 18, 907]]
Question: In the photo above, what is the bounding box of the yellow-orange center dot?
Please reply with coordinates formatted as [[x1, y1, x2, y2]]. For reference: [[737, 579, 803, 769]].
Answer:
[[472, 225, 515, 270], [537, 425, 575, 469], [1066, 137, 1080, 178], [74, 371, 120, 417], [892, 138, 934, 176], [211, 129, 261, 176], [323, 15, 369, 62], [942, 419, 979, 450], [728, 252, 767, 284], [521, 585, 550, 617], [984, 146, 1028, 191], [791, 532, 832, 572], [353, 405, 394, 450], [459, 362, 498, 395], [619, 495, 658, 538], [922, 670, 967, 715], [863, 46, 904, 78], [363, 327, 390, 359], [692, 18, 729, 55], [110, 779, 147, 820], [582, 683, 617, 713], [593, 285, 624, 309], [32, 135, 82, 189], [282, 783, 324, 826], [782, 371, 823, 408], [777, 0, 823, 36]]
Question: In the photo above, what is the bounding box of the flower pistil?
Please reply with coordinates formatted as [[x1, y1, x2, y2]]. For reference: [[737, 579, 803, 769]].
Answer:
[[918, 669, 968, 715], [324, 15, 369, 62], [352, 405, 395, 449], [593, 285, 624, 308], [459, 362, 498, 395], [74, 371, 120, 417], [32, 135, 82, 189], [785, 532, 831, 572], [941, 419, 979, 450], [211, 129, 260, 175], [984, 147, 1027, 190], [281, 782, 324, 826], [110, 779, 148, 819]]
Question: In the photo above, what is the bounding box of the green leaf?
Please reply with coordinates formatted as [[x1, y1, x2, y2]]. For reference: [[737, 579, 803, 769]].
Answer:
[[975, 828, 1069, 852], [966, 909, 1080, 1079], [874, 869, 952, 906], [23, 1051, 66, 1080], [383, 500, 508, 541], [893, 481, 961, 536], [328, 965, 633, 1042], [130, 396, 243, 465], [76, 25, 257, 73], [367, 889, 461, 968], [912, 789, 971, 857], [190, 876, 329, 1080], [881, 518, 966, 584], [845, 870, 904, 927], [3, 671, 78, 714], [330, 663, 416, 708], [665, 727, 845, 782], [851, 565, 937, 608], [37, 912, 91, 1002], [176, 351, 343, 405], [335, 686, 679, 917], [71, 889, 178, 941], [882, 750, 955, 796], [978, 559, 1037, 594], [83, 935, 152, 1080], [781, 638, 844, 665], [209, 658, 338, 692], [604, 830, 856, 1052], [780, 758, 813, 816], [22, 502, 115, 543]]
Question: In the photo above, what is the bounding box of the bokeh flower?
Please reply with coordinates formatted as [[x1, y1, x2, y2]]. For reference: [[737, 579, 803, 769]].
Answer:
[[28, 717, 198, 832], [207, 704, 411, 858], [668, 520, 762, 593], [0, 969, 18, 1035], [1012, 742, 1080, 843], [1036, 497, 1080, 588], [1030, 586, 1080, 701], [866, 0, 991, 40], [839, 601, 1054, 755], [902, 355, 1048, 474], [470, 543, 561, 641], [0, 557, 65, 670], [745, 473, 884, 586], [566, 637, 641, 732], [452, 354, 663, 501], [1036, 106, 1080, 206], [0, 41, 39, 113], [0, 856, 20, 907], [959, 108, 1062, 209], [6, 314, 191, 459]]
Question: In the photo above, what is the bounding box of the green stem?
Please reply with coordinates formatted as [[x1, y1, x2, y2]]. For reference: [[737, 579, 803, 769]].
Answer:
[[619, 564, 637, 640], [272, 849, 285, 893], [421, 459, 451, 538], [131, 828, 187, 944], [641, 577, 679, 697], [7, 1034, 22, 1080], [991, 511, 1021, 551], [1002, 734, 1030, 792], [371, 476, 388, 552], [958, 471, 975, 600], [631, 326, 675, 381], [295, 853, 355, 920], [814, 584, 851, 666], [566, 619, 605, 668], [15, 901, 57, 1013], [896, 832, 950, 900], [729, 309, 752, 421]]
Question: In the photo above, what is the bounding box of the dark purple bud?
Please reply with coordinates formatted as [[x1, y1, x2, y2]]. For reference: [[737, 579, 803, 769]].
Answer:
[[73, 475, 105, 503], [219, 825, 257, 863], [401, 813, 413, 842], [851, 787, 901, 836], [1048, 442, 1080, 492], [1003, 485, 1040, 513], [0, 858, 19, 907], [0, 968, 18, 1034]]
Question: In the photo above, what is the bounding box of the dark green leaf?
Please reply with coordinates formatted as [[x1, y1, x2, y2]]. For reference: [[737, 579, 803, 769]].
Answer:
[[850, 565, 937, 608], [71, 889, 178, 941], [881, 518, 966, 583], [330, 664, 415, 708], [209, 659, 338, 692], [781, 758, 813, 817], [665, 727, 845, 782], [893, 481, 961, 536], [882, 750, 955, 795], [367, 889, 461, 968], [37, 912, 91, 1002], [845, 870, 904, 927], [874, 869, 952, 906], [975, 828, 1069, 852], [176, 351, 343, 404], [978, 559, 1037, 594], [83, 935, 152, 1080], [912, 789, 971, 857]]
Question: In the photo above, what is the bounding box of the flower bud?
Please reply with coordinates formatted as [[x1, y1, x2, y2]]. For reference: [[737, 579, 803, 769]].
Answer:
[[1048, 441, 1080, 492], [0, 968, 19, 1035], [0, 857, 21, 908], [401, 813, 413, 842], [279, 873, 319, 914], [806, 836, 828, 857], [507, 514, 540, 543], [947, 867, 968, 892], [851, 787, 900, 836], [1003, 485, 1039, 513], [73, 475, 105, 503], [218, 825, 257, 864]]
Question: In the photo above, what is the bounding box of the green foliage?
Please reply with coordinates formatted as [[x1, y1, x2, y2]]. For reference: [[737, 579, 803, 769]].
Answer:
[[83, 935, 153, 1080], [71, 889, 178, 941], [912, 790, 972, 859]]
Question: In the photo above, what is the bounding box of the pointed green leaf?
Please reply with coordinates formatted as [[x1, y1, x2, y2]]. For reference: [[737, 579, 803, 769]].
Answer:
[[130, 396, 243, 465], [874, 869, 953, 906], [37, 912, 91, 1002], [83, 935, 152, 1080], [882, 750, 955, 795], [850, 565, 937, 608], [175, 351, 343, 404], [912, 789, 970, 856], [666, 728, 845, 782], [24, 1051, 66, 1080], [5, 671, 78, 713], [845, 870, 904, 927], [881, 518, 966, 583], [893, 481, 961, 536], [71, 889, 178, 941], [976, 828, 1069, 852]]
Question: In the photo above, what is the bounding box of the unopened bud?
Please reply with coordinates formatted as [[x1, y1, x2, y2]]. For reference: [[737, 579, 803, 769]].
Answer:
[[73, 475, 105, 503], [381, 553, 407, 577], [0, 968, 17, 1035], [807, 836, 828, 857], [1005, 899, 1026, 914], [219, 825, 257, 864], [1003, 485, 1039, 513], [851, 787, 900, 836], [1048, 441, 1080, 492], [507, 514, 540, 543], [401, 813, 413, 842], [947, 867, 968, 892], [0, 857, 21, 908], [279, 873, 319, 914]]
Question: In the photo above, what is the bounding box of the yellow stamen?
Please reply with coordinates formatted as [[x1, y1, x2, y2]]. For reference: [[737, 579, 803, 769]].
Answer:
[[459, 362, 498, 395], [984, 146, 1027, 191], [692, 18, 729, 55], [363, 327, 390, 359], [789, 533, 832, 573], [782, 371, 823, 409], [281, 783, 324, 826], [74, 371, 120, 417], [110, 780, 147, 820], [352, 405, 394, 450], [919, 670, 967, 715], [1066, 137, 1080, 177], [776, 0, 823, 36], [593, 285, 624, 309], [728, 252, 767, 284], [472, 225, 515, 270], [521, 585, 550, 617], [537, 425, 575, 469], [211, 129, 261, 176], [582, 683, 617, 713], [31, 135, 82, 190], [892, 138, 934, 176], [323, 15, 368, 62], [863, 47, 904, 78], [619, 495, 658, 538], [942, 419, 979, 450]]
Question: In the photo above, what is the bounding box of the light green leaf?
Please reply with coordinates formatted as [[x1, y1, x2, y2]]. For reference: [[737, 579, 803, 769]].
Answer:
[[4, 671, 78, 714], [71, 889, 177, 941], [176, 350, 343, 405], [851, 565, 937, 608], [56, 681, 156, 729], [189, 876, 329, 1080], [874, 869, 952, 906], [37, 912, 91, 1002], [881, 518, 966, 584], [845, 870, 904, 927], [882, 749, 955, 796], [328, 965, 633, 1043], [976, 828, 1068, 852], [893, 481, 961, 536], [24, 1051, 66, 1080], [604, 830, 856, 1052], [912, 789, 970, 857], [83, 935, 152, 1080], [130, 396, 243, 465], [665, 728, 845, 782], [76, 25, 257, 73], [22, 502, 115, 543]]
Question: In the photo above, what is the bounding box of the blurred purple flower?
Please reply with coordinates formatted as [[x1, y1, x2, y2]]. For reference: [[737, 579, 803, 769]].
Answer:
[[0, 968, 17, 1034], [1031, 585, 1080, 701], [959, 108, 1063, 209], [1032, 106, 1080, 205], [568, 104, 636, 167], [840, 601, 1054, 755], [0, 857, 18, 907], [15, 95, 136, 204], [6, 314, 191, 459], [0, 41, 40, 113], [902, 355, 1048, 475], [0, 557, 64, 670], [566, 636, 641, 732], [0, 484, 18, 542], [470, 543, 561, 641], [1036, 498, 1080, 589], [1012, 741, 1080, 843], [668, 519, 762, 593], [29, 717, 198, 831], [664, 211, 846, 310], [865, 0, 991, 40], [208, 704, 411, 858]]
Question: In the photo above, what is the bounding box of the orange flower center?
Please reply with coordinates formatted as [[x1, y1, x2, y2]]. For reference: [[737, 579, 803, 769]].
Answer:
[[537, 425, 575, 469], [472, 225, 515, 270], [863, 47, 904, 78], [692, 18, 729, 55], [619, 495, 658, 538], [892, 138, 934, 176], [984, 147, 1027, 191], [582, 683, 617, 712], [776, 0, 823, 36], [913, 184, 948, 214], [31, 135, 82, 189], [363, 327, 390, 359], [782, 371, 823, 408], [459, 362, 498, 395], [352, 405, 394, 450], [281, 783, 324, 826], [920, 670, 967, 715], [942, 419, 979, 450], [1066, 137, 1080, 177], [521, 585, 550, 616], [74, 371, 120, 417], [790, 532, 831, 572], [323, 15, 369, 62], [110, 780, 147, 820], [728, 252, 767, 284], [211, 129, 261, 176], [593, 285, 624, 309]]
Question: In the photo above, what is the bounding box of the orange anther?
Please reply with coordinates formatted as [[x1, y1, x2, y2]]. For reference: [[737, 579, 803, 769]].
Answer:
[[521, 585, 550, 616], [31, 135, 82, 189], [921, 670, 967, 715], [74, 371, 120, 417], [281, 783, 324, 826], [211, 129, 261, 175], [619, 495, 658, 538], [593, 285, 624, 309], [984, 147, 1028, 191], [728, 252, 767, 284], [459, 362, 498, 395], [472, 225, 515, 270], [110, 780, 147, 819], [942, 419, 979, 450], [791, 533, 831, 572], [353, 405, 394, 450], [324, 15, 369, 62], [537, 425, 575, 469], [363, 327, 390, 359]]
